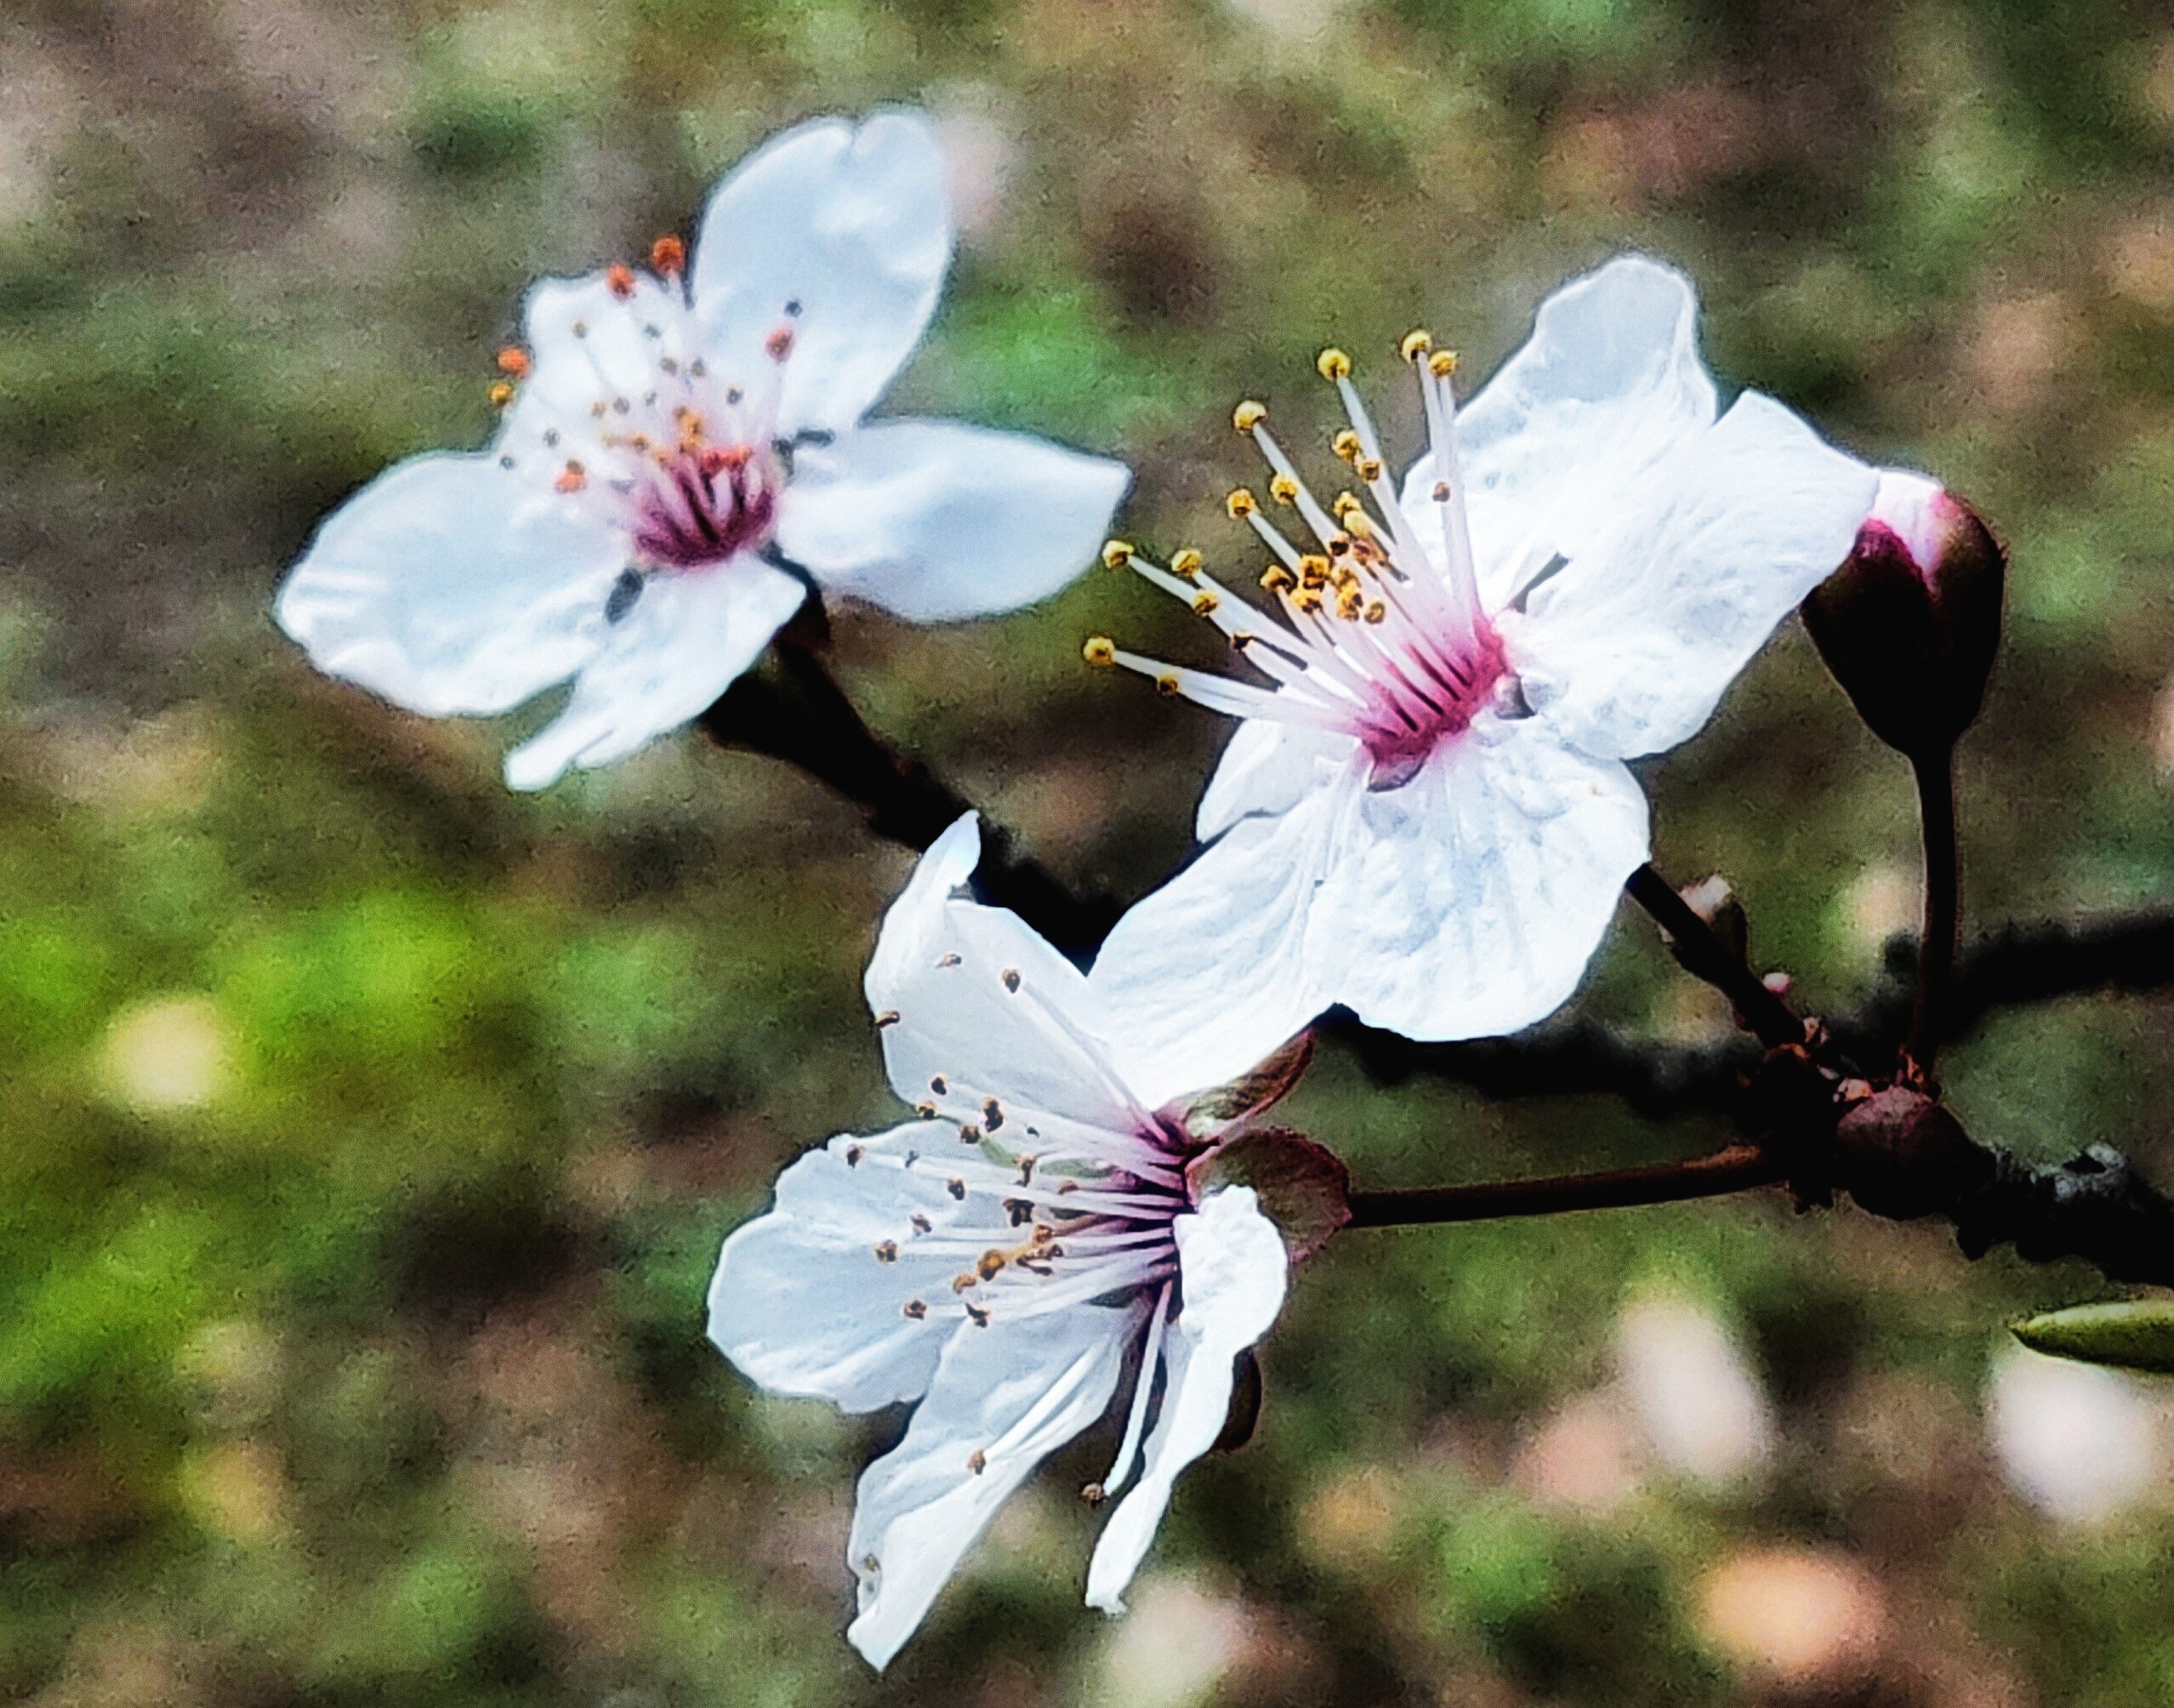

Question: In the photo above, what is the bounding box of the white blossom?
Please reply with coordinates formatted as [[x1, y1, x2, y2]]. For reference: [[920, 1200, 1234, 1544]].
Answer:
[[708, 815, 1295, 1668], [276, 111, 1127, 789], [1084, 255, 1876, 1102]]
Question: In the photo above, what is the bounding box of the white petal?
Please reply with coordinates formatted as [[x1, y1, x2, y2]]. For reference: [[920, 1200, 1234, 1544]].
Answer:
[[691, 111, 950, 437], [776, 420, 1127, 622], [1513, 390, 1878, 760], [1312, 715, 1650, 1041], [515, 271, 686, 424], [1195, 717, 1357, 842], [1087, 777, 1352, 1109], [1403, 254, 1717, 610], [275, 452, 623, 717], [707, 1119, 998, 1412], [1084, 1187, 1287, 1614], [502, 557, 805, 789], [845, 1298, 1141, 1669], [868, 815, 1145, 1130]]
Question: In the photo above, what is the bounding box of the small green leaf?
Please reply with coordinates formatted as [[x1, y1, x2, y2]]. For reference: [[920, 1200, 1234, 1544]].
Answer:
[[1186, 1126, 1350, 1261], [2011, 1300, 2174, 1374]]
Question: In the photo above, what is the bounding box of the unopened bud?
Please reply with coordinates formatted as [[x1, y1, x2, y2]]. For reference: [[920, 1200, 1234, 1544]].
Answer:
[[1801, 470, 2006, 759], [1831, 1085, 1992, 1220]]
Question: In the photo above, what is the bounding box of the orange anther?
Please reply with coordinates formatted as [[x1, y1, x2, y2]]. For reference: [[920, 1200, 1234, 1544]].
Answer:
[[765, 325, 794, 362], [606, 263, 636, 299], [555, 460, 587, 493], [650, 233, 686, 276], [496, 345, 531, 378]]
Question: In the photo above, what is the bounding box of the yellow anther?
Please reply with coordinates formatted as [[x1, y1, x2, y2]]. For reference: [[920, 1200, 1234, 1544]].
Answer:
[[1365, 600, 1387, 623], [1399, 329, 1434, 362], [1155, 675, 1181, 697], [1337, 586, 1364, 619], [1191, 591, 1220, 618], [1299, 554, 1330, 587], [1292, 588, 1324, 614], [1101, 538, 1135, 569], [1261, 565, 1295, 593], [1170, 547, 1204, 579], [1332, 491, 1363, 520], [1331, 429, 1362, 463], [1346, 510, 1376, 538], [1355, 455, 1384, 483], [1232, 399, 1268, 433], [1268, 473, 1299, 505], [1083, 636, 1117, 668], [1317, 347, 1352, 381], [1326, 532, 1352, 556], [1226, 487, 1258, 518], [487, 380, 515, 408], [1429, 349, 1460, 378], [977, 1249, 1009, 1281]]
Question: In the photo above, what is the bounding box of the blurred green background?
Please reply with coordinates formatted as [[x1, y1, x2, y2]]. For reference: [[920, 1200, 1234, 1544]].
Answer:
[[6, 0, 2174, 1702]]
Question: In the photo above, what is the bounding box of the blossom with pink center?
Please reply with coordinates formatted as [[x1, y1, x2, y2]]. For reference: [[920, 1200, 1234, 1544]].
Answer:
[[708, 814, 1293, 1669], [1084, 256, 1878, 1102], [276, 111, 1128, 789]]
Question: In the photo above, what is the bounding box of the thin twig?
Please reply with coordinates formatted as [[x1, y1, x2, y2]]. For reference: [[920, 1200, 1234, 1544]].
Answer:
[[1346, 1144, 1784, 1229], [1624, 863, 1803, 1049]]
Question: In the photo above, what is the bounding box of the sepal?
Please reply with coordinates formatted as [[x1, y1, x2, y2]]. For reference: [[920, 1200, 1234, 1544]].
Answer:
[[1165, 1032, 1314, 1140], [1186, 1126, 1351, 1261]]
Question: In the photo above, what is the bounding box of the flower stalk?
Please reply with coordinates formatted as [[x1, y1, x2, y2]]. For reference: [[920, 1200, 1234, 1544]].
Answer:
[[1907, 745, 1961, 1074]]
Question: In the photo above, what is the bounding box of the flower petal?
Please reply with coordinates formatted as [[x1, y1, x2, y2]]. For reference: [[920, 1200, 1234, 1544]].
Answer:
[[845, 1298, 1142, 1669], [1512, 390, 1878, 760], [708, 1119, 994, 1413], [515, 271, 687, 425], [1084, 1187, 1288, 1614], [1312, 715, 1650, 1040], [868, 815, 1145, 1130], [776, 420, 1127, 622], [691, 111, 950, 437], [1087, 777, 1353, 1110], [1403, 253, 1717, 609], [1195, 717, 1356, 842], [503, 556, 806, 789], [275, 452, 623, 717]]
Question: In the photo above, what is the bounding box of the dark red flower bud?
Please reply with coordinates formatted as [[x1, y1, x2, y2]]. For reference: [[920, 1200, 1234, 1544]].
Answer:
[[1801, 471, 2006, 758]]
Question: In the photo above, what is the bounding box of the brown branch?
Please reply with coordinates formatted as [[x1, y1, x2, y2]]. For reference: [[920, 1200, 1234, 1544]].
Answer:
[[1346, 1144, 1784, 1229], [697, 618, 1120, 951], [693, 635, 2174, 1285]]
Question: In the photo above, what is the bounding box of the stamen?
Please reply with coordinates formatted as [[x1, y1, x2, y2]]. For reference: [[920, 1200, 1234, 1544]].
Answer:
[[1101, 1281, 1174, 1500], [650, 234, 686, 276], [606, 263, 636, 300]]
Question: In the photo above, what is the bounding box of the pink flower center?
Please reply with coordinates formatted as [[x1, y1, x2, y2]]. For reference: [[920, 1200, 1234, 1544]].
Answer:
[[495, 249, 800, 580], [1356, 619, 1510, 783], [628, 441, 784, 570]]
